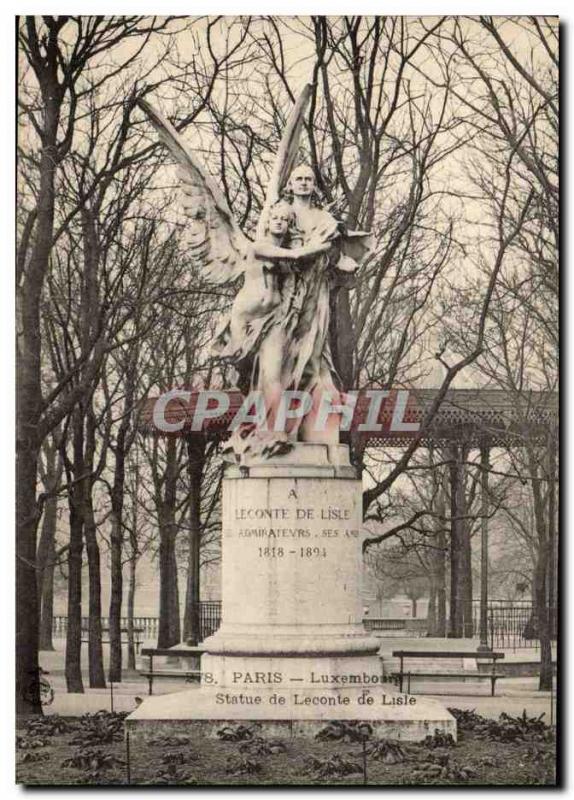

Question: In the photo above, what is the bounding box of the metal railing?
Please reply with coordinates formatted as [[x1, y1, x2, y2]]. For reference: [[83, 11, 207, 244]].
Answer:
[[471, 600, 557, 651], [53, 602, 222, 643], [199, 601, 222, 639], [53, 602, 555, 650], [363, 601, 557, 649]]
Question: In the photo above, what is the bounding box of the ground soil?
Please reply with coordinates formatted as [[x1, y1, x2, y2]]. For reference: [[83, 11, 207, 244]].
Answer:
[[16, 713, 557, 786]]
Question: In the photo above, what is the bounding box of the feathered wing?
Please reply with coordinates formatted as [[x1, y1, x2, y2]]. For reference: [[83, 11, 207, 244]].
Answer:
[[255, 84, 313, 238], [341, 231, 373, 262], [137, 98, 249, 284]]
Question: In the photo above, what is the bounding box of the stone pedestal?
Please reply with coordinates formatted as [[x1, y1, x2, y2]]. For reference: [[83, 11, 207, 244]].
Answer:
[[202, 443, 381, 689], [127, 444, 456, 741]]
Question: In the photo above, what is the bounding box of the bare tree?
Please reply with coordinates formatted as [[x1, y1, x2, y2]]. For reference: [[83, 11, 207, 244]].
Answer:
[[445, 16, 557, 686], [36, 431, 64, 651], [17, 13, 181, 714]]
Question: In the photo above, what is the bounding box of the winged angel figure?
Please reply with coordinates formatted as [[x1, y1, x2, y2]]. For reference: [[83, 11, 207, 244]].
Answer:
[[137, 86, 370, 461]]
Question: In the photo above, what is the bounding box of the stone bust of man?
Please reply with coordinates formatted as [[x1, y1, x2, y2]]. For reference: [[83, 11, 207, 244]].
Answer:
[[285, 164, 339, 241]]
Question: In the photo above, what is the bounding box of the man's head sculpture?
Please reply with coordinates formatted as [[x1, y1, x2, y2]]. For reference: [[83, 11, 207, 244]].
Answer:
[[284, 164, 322, 207]]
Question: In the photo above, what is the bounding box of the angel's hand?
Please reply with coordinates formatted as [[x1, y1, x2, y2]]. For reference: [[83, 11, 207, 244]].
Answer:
[[315, 219, 340, 242], [295, 241, 331, 260]]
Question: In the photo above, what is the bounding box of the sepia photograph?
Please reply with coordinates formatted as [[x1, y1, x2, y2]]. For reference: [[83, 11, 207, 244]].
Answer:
[[15, 13, 559, 787]]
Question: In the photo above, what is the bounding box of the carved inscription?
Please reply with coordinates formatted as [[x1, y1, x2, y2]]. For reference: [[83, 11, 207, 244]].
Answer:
[[228, 499, 360, 552]]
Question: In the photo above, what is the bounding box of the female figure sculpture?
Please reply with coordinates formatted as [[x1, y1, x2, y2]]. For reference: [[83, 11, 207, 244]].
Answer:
[[212, 199, 332, 458]]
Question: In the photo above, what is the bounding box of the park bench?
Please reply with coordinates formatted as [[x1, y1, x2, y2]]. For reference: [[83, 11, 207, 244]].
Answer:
[[391, 650, 505, 696], [140, 646, 206, 695]]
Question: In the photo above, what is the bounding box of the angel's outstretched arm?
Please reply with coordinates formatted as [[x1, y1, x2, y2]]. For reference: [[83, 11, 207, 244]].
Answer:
[[253, 241, 331, 261]]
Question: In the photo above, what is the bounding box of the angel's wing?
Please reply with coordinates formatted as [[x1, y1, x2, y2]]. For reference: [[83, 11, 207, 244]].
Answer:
[[137, 97, 249, 285], [341, 231, 373, 262], [255, 84, 313, 239]]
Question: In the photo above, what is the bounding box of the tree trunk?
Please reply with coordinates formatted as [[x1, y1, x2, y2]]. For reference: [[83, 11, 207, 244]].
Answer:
[[433, 468, 447, 638], [478, 444, 490, 648], [427, 580, 437, 636], [36, 434, 63, 652], [436, 525, 447, 638], [108, 427, 129, 682], [539, 433, 556, 688], [453, 445, 473, 638], [127, 549, 137, 671], [158, 514, 181, 648], [39, 530, 56, 651], [526, 438, 555, 691], [108, 512, 123, 682], [170, 538, 181, 643], [16, 149, 55, 710], [156, 438, 181, 648], [16, 444, 42, 715], [107, 348, 138, 681], [411, 597, 418, 618], [64, 407, 87, 693], [547, 539, 557, 638], [448, 446, 465, 638], [37, 494, 58, 651], [16, 40, 63, 713], [546, 441, 557, 639], [126, 463, 140, 672], [65, 499, 84, 693], [534, 547, 553, 691], [83, 499, 106, 688], [183, 437, 204, 644], [461, 515, 474, 638]]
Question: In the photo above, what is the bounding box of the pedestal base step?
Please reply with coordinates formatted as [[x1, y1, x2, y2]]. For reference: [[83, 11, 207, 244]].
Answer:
[[126, 686, 456, 742]]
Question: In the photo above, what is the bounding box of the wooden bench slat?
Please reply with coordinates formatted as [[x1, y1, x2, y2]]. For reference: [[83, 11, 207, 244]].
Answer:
[[390, 649, 505, 697], [139, 671, 201, 677], [392, 650, 504, 659], [139, 649, 205, 696], [390, 672, 505, 679]]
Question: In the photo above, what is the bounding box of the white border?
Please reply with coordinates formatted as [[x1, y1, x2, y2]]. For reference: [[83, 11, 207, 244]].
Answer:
[[3, 6, 568, 798]]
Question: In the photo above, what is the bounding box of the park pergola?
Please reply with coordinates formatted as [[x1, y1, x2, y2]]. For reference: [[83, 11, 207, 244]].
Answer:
[[359, 388, 558, 646], [359, 388, 557, 448], [140, 387, 558, 647]]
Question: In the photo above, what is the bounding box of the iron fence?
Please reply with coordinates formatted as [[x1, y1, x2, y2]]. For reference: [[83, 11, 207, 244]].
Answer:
[[471, 601, 557, 650], [53, 601, 556, 650], [199, 601, 222, 639], [53, 602, 222, 643]]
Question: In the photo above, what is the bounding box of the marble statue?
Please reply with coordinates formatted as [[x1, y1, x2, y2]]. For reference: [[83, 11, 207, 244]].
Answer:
[[137, 86, 371, 460], [130, 89, 455, 748]]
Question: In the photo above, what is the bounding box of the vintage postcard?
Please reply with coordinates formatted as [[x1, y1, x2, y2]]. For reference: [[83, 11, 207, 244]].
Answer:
[[16, 14, 558, 787]]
